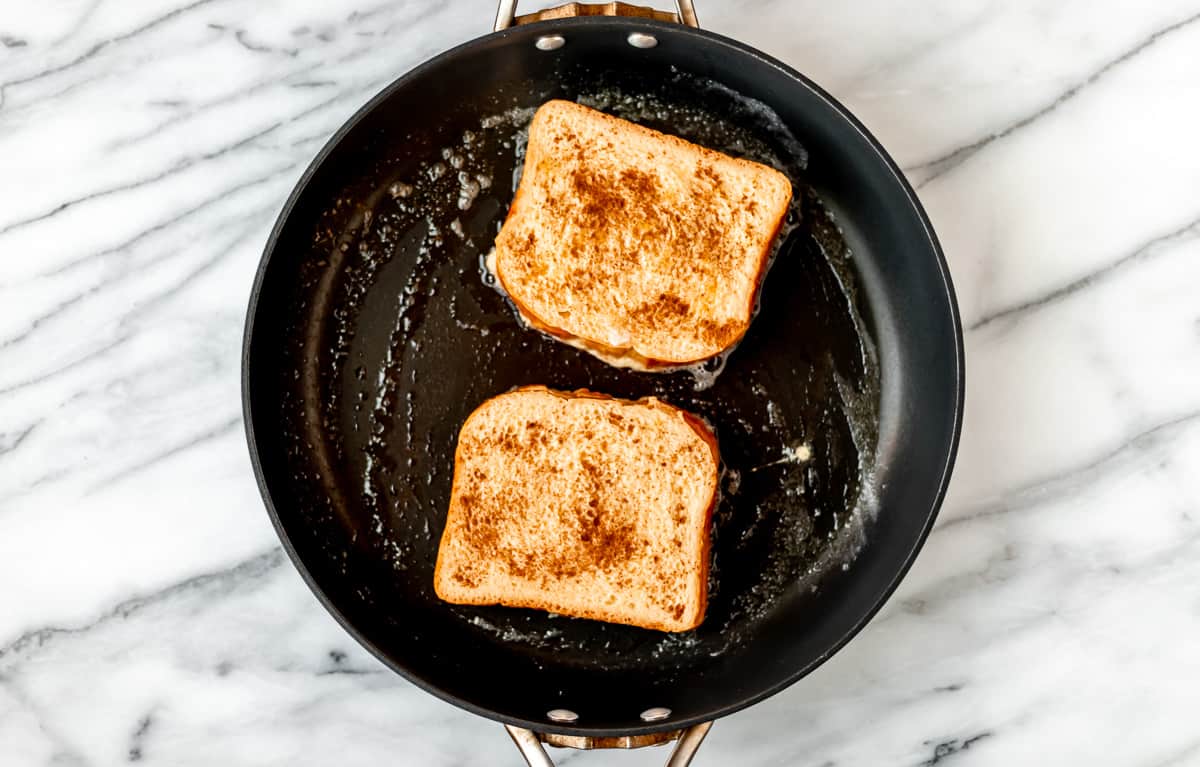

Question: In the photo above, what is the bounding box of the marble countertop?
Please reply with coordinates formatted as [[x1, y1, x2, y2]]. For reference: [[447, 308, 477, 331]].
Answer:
[[4, 1, 1200, 764]]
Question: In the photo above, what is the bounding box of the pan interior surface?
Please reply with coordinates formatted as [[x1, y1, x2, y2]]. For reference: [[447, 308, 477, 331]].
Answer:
[[245, 19, 961, 735]]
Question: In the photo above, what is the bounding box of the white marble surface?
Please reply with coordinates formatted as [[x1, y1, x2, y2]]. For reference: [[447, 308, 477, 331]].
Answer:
[[3, 0, 1200, 764]]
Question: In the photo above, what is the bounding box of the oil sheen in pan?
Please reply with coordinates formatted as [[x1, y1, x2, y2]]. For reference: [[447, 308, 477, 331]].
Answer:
[[287, 68, 881, 669]]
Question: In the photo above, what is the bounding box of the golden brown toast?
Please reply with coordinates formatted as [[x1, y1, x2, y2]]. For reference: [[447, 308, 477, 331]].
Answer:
[[493, 99, 793, 368], [433, 386, 719, 632]]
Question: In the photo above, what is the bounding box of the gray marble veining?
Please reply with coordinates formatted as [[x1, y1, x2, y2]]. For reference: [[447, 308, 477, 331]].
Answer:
[[3, 1, 1200, 764]]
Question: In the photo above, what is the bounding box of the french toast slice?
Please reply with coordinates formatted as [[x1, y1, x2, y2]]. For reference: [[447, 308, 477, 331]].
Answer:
[[493, 99, 793, 368], [434, 386, 719, 632]]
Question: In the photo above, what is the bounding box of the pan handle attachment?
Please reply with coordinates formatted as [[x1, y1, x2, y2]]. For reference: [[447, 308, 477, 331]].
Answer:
[[494, 0, 700, 32], [505, 722, 714, 766]]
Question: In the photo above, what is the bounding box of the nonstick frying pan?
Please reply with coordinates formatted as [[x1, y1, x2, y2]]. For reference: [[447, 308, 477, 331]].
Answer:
[[242, 1, 964, 763]]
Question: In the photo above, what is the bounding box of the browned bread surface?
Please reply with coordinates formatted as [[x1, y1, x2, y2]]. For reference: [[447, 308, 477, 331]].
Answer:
[[433, 386, 719, 632], [494, 99, 793, 367]]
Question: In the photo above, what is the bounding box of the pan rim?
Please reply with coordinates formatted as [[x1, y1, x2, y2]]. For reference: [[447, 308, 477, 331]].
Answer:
[[241, 15, 965, 738]]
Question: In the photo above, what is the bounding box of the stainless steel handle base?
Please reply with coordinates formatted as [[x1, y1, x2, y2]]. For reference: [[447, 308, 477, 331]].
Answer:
[[494, 0, 699, 31], [506, 722, 714, 766], [507, 726, 556, 767]]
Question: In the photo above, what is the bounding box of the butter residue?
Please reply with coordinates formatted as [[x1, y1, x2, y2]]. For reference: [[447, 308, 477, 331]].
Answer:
[[748, 443, 813, 473]]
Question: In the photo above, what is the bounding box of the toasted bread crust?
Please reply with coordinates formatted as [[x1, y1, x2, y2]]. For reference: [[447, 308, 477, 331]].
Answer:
[[494, 100, 792, 367], [433, 386, 719, 632]]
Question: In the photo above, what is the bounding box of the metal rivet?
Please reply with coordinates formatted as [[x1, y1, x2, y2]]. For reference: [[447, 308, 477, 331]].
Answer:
[[640, 707, 672, 722], [536, 34, 566, 51], [547, 708, 579, 723], [627, 32, 658, 49]]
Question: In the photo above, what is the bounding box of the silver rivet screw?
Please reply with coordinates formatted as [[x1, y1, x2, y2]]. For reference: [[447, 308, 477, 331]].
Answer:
[[547, 708, 579, 723], [536, 34, 566, 51], [640, 707, 672, 722], [627, 32, 658, 49]]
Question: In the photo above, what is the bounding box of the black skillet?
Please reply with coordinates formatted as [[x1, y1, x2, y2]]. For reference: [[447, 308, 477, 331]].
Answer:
[[242, 1, 963, 763]]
